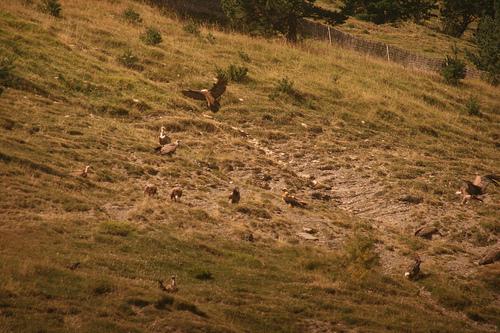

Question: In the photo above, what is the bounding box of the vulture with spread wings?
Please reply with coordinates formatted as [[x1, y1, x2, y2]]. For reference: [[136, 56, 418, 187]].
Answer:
[[457, 174, 499, 204], [181, 76, 228, 112]]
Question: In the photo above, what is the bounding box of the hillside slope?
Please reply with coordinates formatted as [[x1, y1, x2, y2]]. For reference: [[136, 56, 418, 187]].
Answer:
[[0, 1, 499, 332]]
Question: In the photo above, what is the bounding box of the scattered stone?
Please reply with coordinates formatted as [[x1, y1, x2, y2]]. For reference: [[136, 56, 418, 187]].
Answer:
[[302, 227, 317, 234], [311, 192, 332, 201], [399, 195, 423, 204], [296, 232, 319, 241], [478, 248, 500, 265], [414, 226, 441, 239]]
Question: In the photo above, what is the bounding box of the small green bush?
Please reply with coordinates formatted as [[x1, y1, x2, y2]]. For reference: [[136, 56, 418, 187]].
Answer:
[[238, 51, 251, 62], [215, 67, 229, 83], [122, 7, 142, 24], [140, 27, 162, 45], [38, 0, 62, 17], [465, 96, 481, 116], [117, 50, 141, 70], [183, 21, 200, 35], [441, 47, 466, 85], [99, 221, 135, 237], [275, 77, 295, 95], [0, 56, 14, 95], [194, 270, 213, 280], [227, 64, 248, 82]]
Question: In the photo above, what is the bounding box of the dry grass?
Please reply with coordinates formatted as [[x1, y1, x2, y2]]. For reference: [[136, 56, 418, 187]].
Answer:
[[0, 0, 499, 332]]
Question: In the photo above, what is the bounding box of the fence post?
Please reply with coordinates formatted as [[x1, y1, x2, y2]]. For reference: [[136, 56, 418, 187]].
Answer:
[[386, 45, 390, 62], [327, 26, 332, 45]]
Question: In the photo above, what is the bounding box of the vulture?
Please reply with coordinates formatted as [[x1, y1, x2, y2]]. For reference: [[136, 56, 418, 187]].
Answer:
[[457, 174, 499, 204], [181, 76, 228, 112], [159, 126, 171, 145], [71, 165, 91, 177], [405, 255, 422, 280], [68, 262, 81, 270], [170, 186, 183, 202], [414, 226, 441, 239], [144, 184, 158, 197], [282, 189, 307, 208], [478, 248, 500, 265], [229, 187, 240, 204], [158, 275, 178, 292], [155, 140, 180, 156]]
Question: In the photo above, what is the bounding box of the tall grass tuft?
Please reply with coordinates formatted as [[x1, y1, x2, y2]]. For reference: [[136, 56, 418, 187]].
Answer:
[[38, 0, 62, 17], [141, 27, 162, 45]]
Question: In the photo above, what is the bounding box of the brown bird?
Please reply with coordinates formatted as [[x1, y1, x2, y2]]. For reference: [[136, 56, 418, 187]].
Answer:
[[282, 189, 307, 208], [68, 262, 81, 270], [159, 126, 171, 145], [457, 174, 499, 204], [144, 184, 158, 197], [155, 140, 181, 156], [158, 275, 178, 292], [181, 75, 228, 112], [414, 226, 441, 239], [478, 248, 500, 265], [229, 187, 240, 204], [170, 186, 183, 202], [71, 165, 91, 177], [405, 254, 422, 280]]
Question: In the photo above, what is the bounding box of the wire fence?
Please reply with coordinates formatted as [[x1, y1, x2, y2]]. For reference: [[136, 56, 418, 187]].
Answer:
[[300, 20, 483, 79]]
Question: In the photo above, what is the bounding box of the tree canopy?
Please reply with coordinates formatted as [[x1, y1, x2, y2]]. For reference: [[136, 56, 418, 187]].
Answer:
[[221, 0, 345, 42]]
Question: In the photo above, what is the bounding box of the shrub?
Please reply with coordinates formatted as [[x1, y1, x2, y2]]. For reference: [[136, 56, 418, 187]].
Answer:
[[117, 50, 141, 70], [215, 67, 229, 83], [465, 96, 481, 116], [227, 64, 248, 82], [99, 221, 135, 237], [194, 269, 214, 280], [122, 7, 142, 24], [441, 47, 466, 85], [140, 27, 162, 45], [183, 21, 200, 35], [38, 0, 62, 17], [275, 77, 295, 95], [238, 51, 251, 62], [0, 56, 14, 94], [344, 232, 379, 269]]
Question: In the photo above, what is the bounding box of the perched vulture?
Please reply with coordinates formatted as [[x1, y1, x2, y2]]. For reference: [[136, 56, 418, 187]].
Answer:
[[478, 248, 500, 265], [229, 187, 241, 204], [170, 186, 183, 202], [144, 184, 158, 197], [155, 140, 180, 156], [405, 255, 422, 280], [71, 165, 91, 177], [68, 262, 81, 270], [158, 276, 178, 292], [457, 174, 499, 204], [282, 189, 307, 208], [414, 226, 441, 239], [181, 76, 228, 112], [159, 126, 171, 145]]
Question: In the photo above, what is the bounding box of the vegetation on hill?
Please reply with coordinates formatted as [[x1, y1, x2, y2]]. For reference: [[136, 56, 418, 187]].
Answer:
[[0, 0, 499, 332]]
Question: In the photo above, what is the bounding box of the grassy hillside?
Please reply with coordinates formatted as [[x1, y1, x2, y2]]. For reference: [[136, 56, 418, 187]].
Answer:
[[316, 0, 477, 62], [0, 1, 499, 332]]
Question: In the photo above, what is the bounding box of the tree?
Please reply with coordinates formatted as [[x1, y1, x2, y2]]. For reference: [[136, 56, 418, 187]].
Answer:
[[341, 0, 436, 24], [221, 0, 345, 42], [440, 0, 494, 37], [468, 0, 499, 84]]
